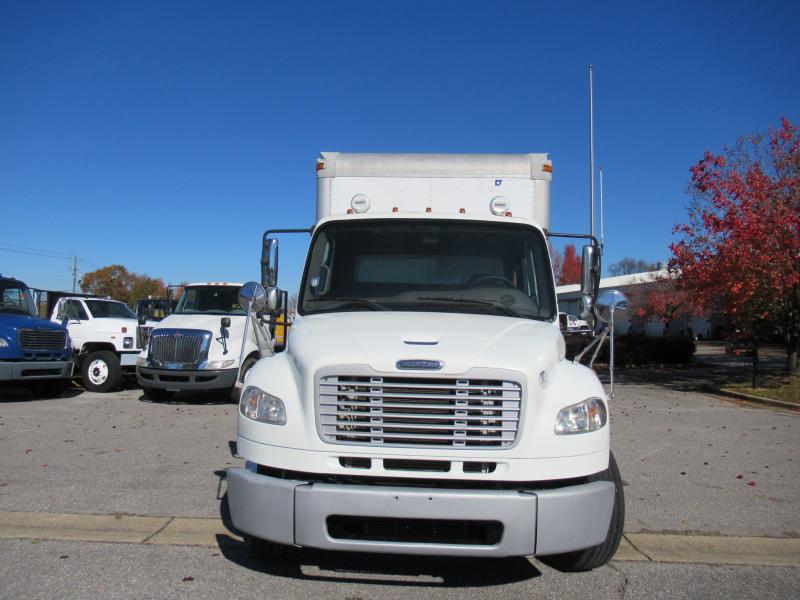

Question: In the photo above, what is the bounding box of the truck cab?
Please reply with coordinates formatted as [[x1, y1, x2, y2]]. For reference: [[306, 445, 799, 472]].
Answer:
[[227, 153, 624, 571], [51, 296, 142, 392], [1, 275, 73, 397], [136, 283, 271, 401]]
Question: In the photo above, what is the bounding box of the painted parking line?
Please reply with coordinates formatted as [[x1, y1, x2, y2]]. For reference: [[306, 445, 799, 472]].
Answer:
[[0, 511, 797, 567]]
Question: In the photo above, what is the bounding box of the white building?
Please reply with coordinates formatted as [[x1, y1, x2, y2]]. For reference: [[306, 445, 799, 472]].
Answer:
[[556, 270, 712, 338]]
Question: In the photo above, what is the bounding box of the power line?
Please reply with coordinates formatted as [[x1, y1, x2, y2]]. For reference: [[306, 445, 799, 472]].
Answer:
[[0, 241, 75, 258], [0, 246, 73, 260]]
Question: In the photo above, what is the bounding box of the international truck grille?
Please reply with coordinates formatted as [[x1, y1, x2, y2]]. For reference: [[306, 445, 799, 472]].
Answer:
[[19, 329, 68, 350], [148, 329, 210, 366], [318, 376, 522, 448]]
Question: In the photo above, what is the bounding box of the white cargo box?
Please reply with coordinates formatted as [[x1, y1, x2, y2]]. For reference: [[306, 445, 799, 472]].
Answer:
[[316, 152, 553, 231]]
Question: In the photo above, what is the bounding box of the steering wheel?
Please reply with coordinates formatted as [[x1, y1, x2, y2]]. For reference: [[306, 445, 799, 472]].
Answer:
[[468, 274, 515, 289]]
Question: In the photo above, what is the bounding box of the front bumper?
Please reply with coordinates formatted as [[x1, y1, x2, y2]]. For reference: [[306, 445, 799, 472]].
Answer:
[[227, 467, 615, 557], [137, 366, 237, 391], [0, 360, 73, 382]]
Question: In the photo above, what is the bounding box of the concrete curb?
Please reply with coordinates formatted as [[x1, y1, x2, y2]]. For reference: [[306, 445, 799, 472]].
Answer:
[[1, 511, 798, 567], [707, 385, 800, 411]]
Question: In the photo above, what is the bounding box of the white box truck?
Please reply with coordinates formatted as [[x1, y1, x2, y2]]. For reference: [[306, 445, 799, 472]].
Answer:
[[136, 282, 272, 401], [228, 153, 624, 571]]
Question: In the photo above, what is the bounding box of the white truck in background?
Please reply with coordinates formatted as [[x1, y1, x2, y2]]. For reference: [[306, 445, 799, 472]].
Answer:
[[135, 282, 272, 401], [228, 153, 625, 572], [51, 296, 143, 392]]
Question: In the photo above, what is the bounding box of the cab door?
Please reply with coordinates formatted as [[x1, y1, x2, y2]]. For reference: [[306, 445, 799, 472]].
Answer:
[[64, 299, 90, 351]]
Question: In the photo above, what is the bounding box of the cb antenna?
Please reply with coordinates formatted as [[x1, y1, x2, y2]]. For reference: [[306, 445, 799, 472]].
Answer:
[[599, 165, 605, 253], [589, 65, 595, 239]]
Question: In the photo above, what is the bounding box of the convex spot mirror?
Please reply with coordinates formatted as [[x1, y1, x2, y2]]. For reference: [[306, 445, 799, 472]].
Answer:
[[596, 289, 629, 324], [239, 281, 279, 314], [239, 282, 268, 313], [220, 317, 231, 328]]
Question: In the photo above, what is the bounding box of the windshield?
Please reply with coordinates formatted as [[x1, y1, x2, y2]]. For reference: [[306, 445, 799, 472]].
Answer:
[[174, 286, 245, 315], [137, 299, 168, 322], [85, 300, 137, 319], [0, 282, 37, 316], [299, 219, 556, 321]]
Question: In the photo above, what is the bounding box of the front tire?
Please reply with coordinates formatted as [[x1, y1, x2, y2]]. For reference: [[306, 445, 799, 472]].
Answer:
[[540, 452, 625, 572], [231, 356, 258, 403], [81, 350, 121, 393]]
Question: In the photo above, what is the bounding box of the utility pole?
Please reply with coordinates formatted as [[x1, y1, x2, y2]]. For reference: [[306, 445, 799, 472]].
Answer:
[[72, 256, 78, 292]]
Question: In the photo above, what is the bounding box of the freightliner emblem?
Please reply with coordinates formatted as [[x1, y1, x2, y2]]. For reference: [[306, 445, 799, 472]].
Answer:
[[396, 359, 444, 371]]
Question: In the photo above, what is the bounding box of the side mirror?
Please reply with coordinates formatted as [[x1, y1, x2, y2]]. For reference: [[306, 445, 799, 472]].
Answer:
[[595, 289, 629, 324], [262, 238, 279, 287], [558, 313, 568, 331], [580, 244, 600, 322], [138, 313, 147, 326], [220, 317, 231, 328], [265, 287, 279, 314], [580, 244, 599, 297], [239, 282, 267, 314]]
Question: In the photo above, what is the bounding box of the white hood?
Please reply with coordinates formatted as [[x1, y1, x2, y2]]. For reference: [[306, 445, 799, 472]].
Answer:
[[155, 313, 245, 333], [89, 317, 138, 334], [289, 311, 560, 377], [149, 313, 248, 361]]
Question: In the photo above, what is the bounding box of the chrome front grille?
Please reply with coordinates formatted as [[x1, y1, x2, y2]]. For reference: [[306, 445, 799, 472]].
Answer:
[[19, 329, 68, 350], [318, 375, 522, 448], [148, 329, 210, 367]]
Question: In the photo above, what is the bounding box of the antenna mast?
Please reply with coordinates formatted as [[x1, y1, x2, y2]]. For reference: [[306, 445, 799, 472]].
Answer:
[[589, 65, 595, 239], [599, 165, 605, 252]]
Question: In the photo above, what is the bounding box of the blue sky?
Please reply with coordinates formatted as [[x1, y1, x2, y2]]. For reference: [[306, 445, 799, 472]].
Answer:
[[2, 1, 798, 296]]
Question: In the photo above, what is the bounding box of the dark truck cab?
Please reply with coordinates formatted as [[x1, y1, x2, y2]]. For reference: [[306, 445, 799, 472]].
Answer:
[[0, 275, 73, 397]]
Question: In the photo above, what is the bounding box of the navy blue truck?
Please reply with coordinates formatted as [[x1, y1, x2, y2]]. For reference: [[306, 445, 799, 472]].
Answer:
[[0, 274, 73, 397]]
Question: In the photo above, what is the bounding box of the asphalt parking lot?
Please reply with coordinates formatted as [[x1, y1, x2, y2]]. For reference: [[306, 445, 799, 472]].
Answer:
[[0, 358, 798, 599]]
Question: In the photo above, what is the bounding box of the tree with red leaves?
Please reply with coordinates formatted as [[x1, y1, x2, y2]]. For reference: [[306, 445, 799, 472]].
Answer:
[[626, 273, 695, 336], [670, 118, 800, 372], [558, 244, 582, 286]]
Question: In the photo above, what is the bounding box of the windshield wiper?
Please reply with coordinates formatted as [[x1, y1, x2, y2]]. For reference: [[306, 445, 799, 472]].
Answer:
[[314, 297, 390, 311], [417, 296, 522, 318]]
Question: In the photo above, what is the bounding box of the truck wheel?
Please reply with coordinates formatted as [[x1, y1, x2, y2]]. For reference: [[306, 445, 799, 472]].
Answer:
[[81, 350, 121, 393], [539, 452, 625, 572], [248, 535, 294, 561], [30, 379, 71, 398], [142, 387, 175, 402]]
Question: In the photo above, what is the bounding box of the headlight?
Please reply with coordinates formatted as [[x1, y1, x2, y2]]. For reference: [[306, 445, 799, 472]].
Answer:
[[555, 397, 607, 435], [240, 386, 286, 425], [123, 337, 134, 349], [137, 356, 147, 367], [204, 359, 235, 369], [0, 338, 8, 348]]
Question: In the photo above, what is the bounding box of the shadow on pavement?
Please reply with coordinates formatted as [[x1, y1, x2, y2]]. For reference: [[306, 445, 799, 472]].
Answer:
[[138, 389, 232, 405], [0, 381, 83, 402], [595, 342, 789, 394], [214, 492, 540, 587]]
